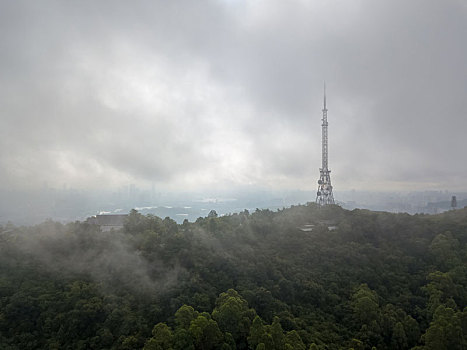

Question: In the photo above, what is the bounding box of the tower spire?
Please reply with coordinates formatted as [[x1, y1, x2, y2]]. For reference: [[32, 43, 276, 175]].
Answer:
[[316, 83, 335, 206], [323, 81, 326, 111]]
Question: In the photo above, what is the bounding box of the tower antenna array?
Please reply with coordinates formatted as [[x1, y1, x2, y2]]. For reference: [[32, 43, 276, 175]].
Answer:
[[316, 83, 335, 205]]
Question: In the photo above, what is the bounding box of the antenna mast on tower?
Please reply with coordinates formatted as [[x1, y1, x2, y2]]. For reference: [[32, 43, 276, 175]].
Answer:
[[316, 83, 335, 205]]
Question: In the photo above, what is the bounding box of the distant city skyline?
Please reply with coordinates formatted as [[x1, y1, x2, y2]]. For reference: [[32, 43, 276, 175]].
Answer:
[[1, 1, 467, 194], [1, 184, 465, 226]]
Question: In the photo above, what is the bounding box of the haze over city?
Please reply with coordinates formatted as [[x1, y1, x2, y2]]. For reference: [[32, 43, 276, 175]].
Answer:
[[1, 0, 467, 224]]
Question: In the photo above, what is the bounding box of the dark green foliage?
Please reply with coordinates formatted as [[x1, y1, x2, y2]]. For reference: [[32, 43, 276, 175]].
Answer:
[[1, 204, 467, 349]]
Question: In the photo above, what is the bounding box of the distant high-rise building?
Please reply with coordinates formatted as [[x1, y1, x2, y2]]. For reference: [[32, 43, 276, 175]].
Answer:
[[451, 195, 457, 210], [316, 84, 335, 206]]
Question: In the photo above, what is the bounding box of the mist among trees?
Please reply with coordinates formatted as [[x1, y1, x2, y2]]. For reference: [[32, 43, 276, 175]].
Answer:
[[1, 204, 467, 349]]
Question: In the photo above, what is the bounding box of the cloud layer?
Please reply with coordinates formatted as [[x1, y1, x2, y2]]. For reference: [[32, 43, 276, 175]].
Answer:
[[1, 0, 466, 192]]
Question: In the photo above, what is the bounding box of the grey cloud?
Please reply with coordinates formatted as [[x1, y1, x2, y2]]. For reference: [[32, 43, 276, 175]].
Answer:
[[1, 0, 466, 192]]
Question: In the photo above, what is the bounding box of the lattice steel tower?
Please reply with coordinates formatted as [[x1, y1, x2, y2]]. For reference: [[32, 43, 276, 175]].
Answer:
[[316, 84, 335, 205]]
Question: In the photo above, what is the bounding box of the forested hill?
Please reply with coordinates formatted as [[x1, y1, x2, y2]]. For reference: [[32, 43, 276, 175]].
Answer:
[[1, 204, 466, 350]]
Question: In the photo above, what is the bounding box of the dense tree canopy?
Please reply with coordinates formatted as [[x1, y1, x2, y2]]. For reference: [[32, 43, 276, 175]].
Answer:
[[1, 203, 467, 349]]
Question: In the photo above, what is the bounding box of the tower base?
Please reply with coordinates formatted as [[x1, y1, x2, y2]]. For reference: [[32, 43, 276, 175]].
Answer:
[[316, 168, 334, 205]]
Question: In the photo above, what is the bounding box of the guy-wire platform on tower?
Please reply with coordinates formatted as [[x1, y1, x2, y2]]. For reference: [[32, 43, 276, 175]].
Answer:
[[316, 83, 335, 205]]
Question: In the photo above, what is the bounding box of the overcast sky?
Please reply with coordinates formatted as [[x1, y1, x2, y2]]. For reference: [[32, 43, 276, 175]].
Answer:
[[1, 0, 466, 193]]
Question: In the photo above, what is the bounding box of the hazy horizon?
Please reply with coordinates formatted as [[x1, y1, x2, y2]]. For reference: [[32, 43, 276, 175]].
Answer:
[[1, 185, 464, 226]]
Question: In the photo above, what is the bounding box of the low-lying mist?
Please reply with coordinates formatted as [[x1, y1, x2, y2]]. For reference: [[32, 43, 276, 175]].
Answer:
[[0, 218, 186, 296]]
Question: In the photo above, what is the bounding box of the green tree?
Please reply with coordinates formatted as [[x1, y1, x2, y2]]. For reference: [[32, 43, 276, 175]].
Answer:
[[248, 316, 272, 350], [208, 210, 218, 218], [391, 322, 407, 350], [124, 209, 147, 233], [351, 284, 380, 326], [422, 305, 464, 350], [173, 328, 194, 350], [284, 330, 305, 350], [270, 317, 284, 350], [144, 323, 173, 350], [175, 305, 199, 330], [212, 289, 255, 348], [423, 271, 458, 318], [402, 315, 420, 348], [223, 332, 236, 350], [429, 231, 461, 270], [189, 315, 223, 350], [122, 335, 140, 349]]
